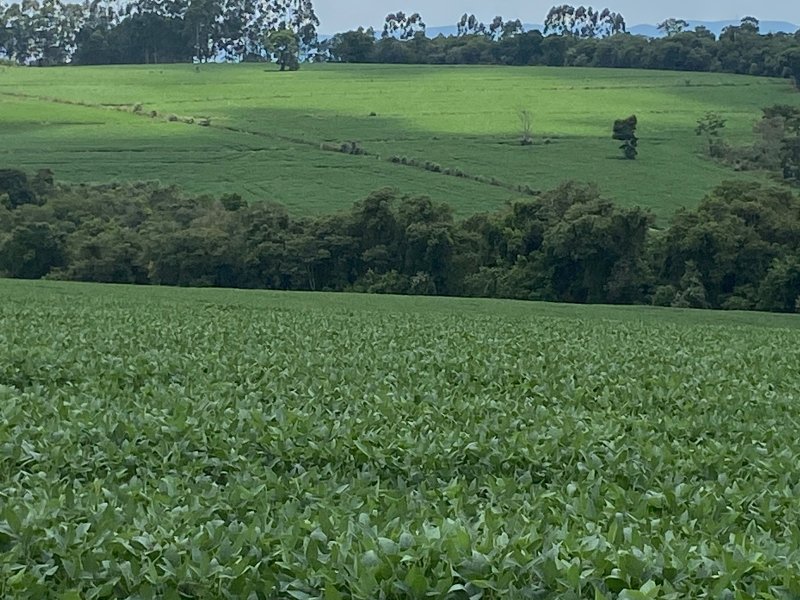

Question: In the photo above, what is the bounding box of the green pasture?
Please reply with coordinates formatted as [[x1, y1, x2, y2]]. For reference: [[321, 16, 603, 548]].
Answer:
[[1, 278, 800, 597], [2, 64, 799, 218]]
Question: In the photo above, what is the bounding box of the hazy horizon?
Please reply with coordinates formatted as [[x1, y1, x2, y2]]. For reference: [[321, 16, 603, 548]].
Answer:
[[315, 1, 800, 32]]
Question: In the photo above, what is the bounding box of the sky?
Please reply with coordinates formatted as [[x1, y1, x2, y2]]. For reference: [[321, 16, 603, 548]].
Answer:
[[314, 1, 800, 33]]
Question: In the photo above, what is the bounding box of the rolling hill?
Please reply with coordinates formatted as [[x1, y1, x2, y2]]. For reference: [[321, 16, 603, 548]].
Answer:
[[1, 63, 799, 220]]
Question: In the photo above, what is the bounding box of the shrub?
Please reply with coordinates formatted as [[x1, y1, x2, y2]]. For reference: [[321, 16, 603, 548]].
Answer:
[[722, 295, 755, 311], [410, 271, 437, 295], [651, 285, 676, 307], [613, 115, 638, 160], [340, 141, 366, 155]]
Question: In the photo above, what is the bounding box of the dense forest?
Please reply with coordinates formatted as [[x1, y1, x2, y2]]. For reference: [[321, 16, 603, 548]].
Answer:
[[2, 166, 799, 313], [1, 1, 799, 85]]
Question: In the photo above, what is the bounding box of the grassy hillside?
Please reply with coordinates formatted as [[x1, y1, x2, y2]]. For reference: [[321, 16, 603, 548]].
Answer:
[[2, 64, 799, 219], [2, 278, 800, 597]]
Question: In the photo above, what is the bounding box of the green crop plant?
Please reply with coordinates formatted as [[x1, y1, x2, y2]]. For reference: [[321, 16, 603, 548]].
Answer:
[[1, 279, 800, 598]]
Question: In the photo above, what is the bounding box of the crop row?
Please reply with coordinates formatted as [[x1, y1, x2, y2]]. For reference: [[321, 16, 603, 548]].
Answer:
[[1, 284, 800, 598]]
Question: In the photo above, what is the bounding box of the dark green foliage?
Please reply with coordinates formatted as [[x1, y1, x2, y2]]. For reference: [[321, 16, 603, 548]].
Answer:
[[0, 223, 64, 279], [477, 182, 653, 303], [326, 27, 376, 63], [265, 28, 301, 71], [220, 192, 246, 211], [651, 284, 677, 306], [0, 169, 38, 209], [671, 261, 710, 308], [63, 221, 148, 284], [612, 115, 638, 159], [324, 16, 800, 79], [1, 173, 798, 313], [782, 136, 800, 183], [340, 141, 366, 155], [757, 255, 800, 312], [782, 47, 800, 89], [655, 181, 800, 310]]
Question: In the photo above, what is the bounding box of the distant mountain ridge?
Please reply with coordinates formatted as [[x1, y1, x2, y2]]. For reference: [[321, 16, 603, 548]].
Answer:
[[373, 19, 799, 40]]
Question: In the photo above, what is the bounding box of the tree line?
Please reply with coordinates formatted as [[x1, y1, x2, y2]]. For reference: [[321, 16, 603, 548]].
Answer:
[[327, 16, 800, 85], [2, 1, 800, 86], [0, 0, 319, 65], [2, 169, 798, 313]]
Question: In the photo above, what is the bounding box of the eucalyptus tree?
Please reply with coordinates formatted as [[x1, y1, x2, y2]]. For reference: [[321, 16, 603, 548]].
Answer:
[[382, 11, 425, 40], [544, 5, 626, 38]]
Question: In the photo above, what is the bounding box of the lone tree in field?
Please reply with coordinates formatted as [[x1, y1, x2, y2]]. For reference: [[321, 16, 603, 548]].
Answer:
[[613, 115, 638, 159], [695, 112, 727, 157], [265, 28, 300, 71], [518, 109, 534, 145]]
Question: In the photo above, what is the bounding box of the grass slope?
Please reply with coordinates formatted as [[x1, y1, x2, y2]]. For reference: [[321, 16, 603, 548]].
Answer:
[[1, 278, 799, 597], [2, 64, 799, 219]]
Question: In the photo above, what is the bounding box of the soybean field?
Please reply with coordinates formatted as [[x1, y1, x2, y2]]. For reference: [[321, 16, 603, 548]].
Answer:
[[1, 279, 800, 598]]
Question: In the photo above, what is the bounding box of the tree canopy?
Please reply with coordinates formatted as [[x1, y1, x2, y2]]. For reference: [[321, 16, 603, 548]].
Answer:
[[2, 170, 798, 313]]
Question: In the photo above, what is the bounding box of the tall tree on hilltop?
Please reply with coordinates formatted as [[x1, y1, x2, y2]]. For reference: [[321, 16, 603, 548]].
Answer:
[[544, 5, 626, 38], [457, 13, 485, 36], [456, 14, 522, 41], [739, 16, 760, 34], [264, 0, 318, 57], [1, 0, 37, 63], [382, 11, 425, 40], [183, 0, 224, 62], [214, 0, 259, 61], [487, 16, 524, 41], [657, 18, 689, 37], [0, 5, 7, 51]]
